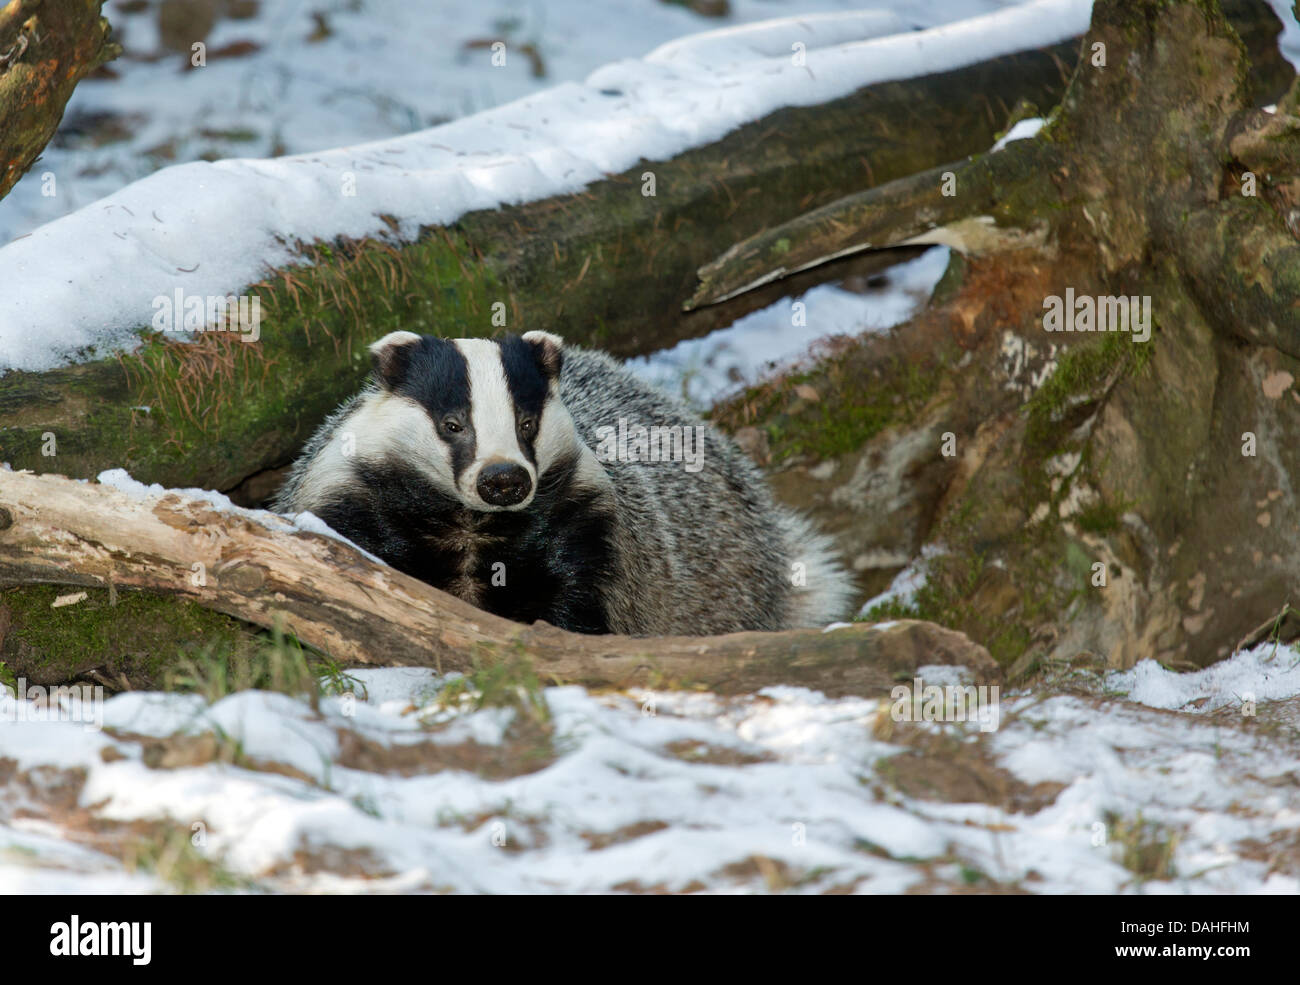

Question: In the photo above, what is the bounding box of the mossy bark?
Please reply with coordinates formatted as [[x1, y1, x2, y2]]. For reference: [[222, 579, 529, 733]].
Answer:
[[710, 0, 1300, 670], [0, 0, 119, 201]]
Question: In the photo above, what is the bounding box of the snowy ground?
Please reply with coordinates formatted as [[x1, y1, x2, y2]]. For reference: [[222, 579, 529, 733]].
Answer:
[[1, 645, 1296, 894], [629, 247, 951, 408], [7, 0, 1294, 249]]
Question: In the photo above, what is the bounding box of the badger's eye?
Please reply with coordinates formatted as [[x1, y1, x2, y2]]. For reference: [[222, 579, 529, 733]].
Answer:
[[443, 419, 462, 434], [519, 418, 537, 436]]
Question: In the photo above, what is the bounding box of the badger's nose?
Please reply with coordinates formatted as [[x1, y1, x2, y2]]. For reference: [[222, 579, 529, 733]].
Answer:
[[477, 463, 533, 506]]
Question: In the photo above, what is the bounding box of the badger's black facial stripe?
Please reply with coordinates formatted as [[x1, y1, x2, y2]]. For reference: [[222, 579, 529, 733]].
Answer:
[[391, 336, 476, 480], [500, 335, 550, 463], [500, 336, 549, 415]]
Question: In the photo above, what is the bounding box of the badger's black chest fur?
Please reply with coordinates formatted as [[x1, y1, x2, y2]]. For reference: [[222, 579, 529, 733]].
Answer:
[[316, 453, 617, 634]]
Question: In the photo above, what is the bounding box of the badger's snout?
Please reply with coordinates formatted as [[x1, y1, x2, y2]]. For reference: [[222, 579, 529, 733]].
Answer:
[[476, 462, 533, 507]]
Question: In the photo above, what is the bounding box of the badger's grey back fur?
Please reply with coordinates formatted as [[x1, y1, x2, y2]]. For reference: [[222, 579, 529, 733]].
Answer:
[[274, 333, 853, 636], [555, 345, 851, 634]]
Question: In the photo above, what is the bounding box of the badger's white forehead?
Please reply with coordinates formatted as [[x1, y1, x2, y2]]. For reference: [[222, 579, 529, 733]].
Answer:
[[454, 339, 520, 462]]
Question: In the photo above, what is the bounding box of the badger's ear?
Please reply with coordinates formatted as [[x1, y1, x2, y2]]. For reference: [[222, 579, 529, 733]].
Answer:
[[522, 330, 564, 380], [369, 331, 422, 389]]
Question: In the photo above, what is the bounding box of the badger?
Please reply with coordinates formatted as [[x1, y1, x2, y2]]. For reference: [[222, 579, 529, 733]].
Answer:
[[273, 330, 853, 636]]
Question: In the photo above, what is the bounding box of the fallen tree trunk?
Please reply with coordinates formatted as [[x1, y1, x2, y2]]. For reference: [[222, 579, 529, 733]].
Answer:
[[0, 0, 118, 201], [0, 469, 999, 696]]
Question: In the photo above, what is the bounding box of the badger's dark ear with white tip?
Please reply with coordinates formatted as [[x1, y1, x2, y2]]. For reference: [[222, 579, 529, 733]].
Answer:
[[369, 331, 422, 389], [522, 330, 564, 380]]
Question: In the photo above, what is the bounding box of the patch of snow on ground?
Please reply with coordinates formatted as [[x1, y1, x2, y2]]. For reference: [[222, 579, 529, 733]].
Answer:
[[1107, 643, 1300, 713], [2, 657, 1298, 893], [858, 545, 945, 616], [628, 247, 950, 408]]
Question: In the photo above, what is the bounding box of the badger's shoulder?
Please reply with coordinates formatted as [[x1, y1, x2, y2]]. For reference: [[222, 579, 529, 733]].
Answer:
[[556, 344, 775, 503], [272, 388, 370, 513], [557, 345, 701, 432]]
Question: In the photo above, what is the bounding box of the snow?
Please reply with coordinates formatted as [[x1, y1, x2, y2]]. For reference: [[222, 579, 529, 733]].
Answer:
[[1106, 643, 1300, 713], [628, 247, 951, 408], [95, 466, 386, 563], [991, 116, 1046, 151], [3, 0, 1296, 896], [1268, 0, 1300, 74], [98, 465, 252, 515], [2, 653, 1298, 894], [859, 545, 945, 615], [0, 0, 1094, 373], [0, 0, 1080, 248]]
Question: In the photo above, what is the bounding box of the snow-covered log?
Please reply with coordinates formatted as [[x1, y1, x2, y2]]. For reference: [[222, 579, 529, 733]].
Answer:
[[0, 469, 999, 694]]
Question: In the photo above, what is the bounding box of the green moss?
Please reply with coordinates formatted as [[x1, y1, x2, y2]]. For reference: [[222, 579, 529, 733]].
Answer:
[[1074, 496, 1126, 534], [720, 354, 945, 465], [1025, 331, 1153, 449], [0, 585, 252, 687], [930, 250, 968, 308], [859, 597, 922, 623], [0, 585, 369, 697]]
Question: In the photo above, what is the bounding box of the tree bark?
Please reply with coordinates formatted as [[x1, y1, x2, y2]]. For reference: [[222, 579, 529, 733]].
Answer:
[[0, 469, 999, 696], [707, 0, 1300, 671], [0, 0, 119, 201]]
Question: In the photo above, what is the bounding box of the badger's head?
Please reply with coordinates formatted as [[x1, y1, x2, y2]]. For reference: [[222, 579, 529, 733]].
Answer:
[[359, 329, 572, 511]]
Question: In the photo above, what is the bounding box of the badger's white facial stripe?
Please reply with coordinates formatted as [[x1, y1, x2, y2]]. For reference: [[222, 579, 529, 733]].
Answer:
[[453, 338, 538, 508], [290, 388, 454, 510], [302, 335, 602, 514], [357, 391, 457, 485], [533, 399, 578, 475]]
